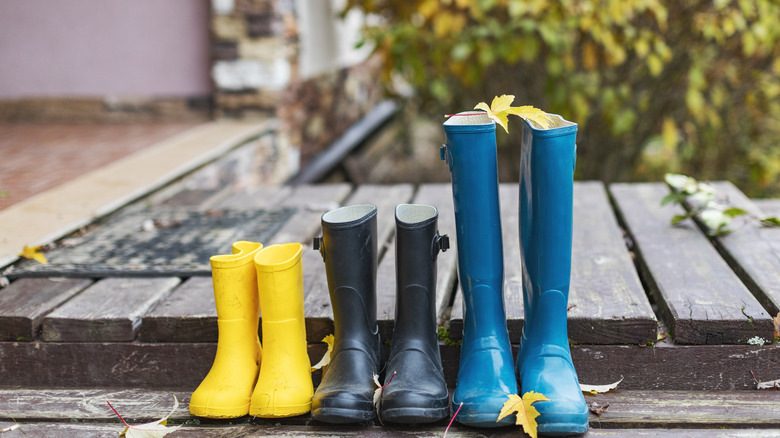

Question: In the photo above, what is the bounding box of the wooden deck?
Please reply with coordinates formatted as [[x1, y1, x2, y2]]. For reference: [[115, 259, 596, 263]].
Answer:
[[2, 171, 780, 436]]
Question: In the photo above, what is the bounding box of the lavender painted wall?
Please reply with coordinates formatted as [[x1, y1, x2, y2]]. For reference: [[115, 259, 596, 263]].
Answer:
[[0, 0, 212, 98]]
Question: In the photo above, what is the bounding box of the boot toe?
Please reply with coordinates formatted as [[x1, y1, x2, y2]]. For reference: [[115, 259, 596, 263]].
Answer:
[[380, 390, 449, 423], [189, 387, 250, 418], [311, 390, 375, 423]]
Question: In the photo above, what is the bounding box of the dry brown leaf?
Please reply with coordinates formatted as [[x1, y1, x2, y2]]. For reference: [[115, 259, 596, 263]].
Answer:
[[589, 401, 609, 416]]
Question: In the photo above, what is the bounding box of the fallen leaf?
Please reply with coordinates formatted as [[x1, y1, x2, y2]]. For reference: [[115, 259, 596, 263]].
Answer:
[[756, 379, 780, 390], [0, 424, 20, 433], [310, 334, 334, 371], [580, 377, 624, 394], [474, 95, 554, 133], [107, 395, 181, 438], [19, 245, 48, 264], [372, 371, 397, 424], [497, 391, 550, 438], [773, 312, 780, 340], [589, 401, 609, 416]]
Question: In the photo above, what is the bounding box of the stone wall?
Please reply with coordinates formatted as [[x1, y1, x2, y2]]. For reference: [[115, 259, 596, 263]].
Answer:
[[210, 0, 385, 170]]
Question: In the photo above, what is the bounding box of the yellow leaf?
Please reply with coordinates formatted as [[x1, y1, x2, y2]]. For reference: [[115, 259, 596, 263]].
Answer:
[[505, 105, 556, 129], [475, 95, 554, 133], [496, 391, 550, 438], [773, 312, 780, 339], [310, 334, 334, 371], [19, 245, 48, 264]]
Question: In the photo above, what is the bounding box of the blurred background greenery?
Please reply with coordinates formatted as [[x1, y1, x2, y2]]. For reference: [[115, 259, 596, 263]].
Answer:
[[343, 0, 780, 197]]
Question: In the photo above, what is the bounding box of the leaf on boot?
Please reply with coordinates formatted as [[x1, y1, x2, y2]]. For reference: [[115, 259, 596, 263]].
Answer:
[[496, 391, 549, 438], [107, 394, 181, 438], [310, 334, 334, 372], [580, 376, 624, 394], [474, 95, 554, 133], [19, 245, 48, 264]]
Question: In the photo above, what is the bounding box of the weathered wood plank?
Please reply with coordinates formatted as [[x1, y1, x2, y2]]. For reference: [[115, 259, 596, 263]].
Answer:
[[304, 184, 411, 342], [1, 424, 778, 438], [584, 389, 780, 429], [609, 183, 773, 345], [139, 277, 217, 343], [4, 388, 780, 434], [210, 185, 293, 210], [752, 198, 780, 216], [568, 182, 657, 344], [271, 184, 353, 245], [41, 277, 180, 342], [0, 278, 92, 341], [1, 340, 778, 390], [683, 182, 780, 317], [450, 184, 521, 341]]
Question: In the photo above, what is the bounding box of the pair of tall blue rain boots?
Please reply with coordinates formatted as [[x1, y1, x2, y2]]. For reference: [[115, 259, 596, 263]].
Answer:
[[311, 204, 450, 424], [442, 112, 588, 435]]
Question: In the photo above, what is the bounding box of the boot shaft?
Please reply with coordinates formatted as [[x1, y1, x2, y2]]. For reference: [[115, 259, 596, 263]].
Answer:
[[392, 204, 448, 346], [254, 243, 304, 323], [519, 116, 577, 300], [316, 204, 379, 350], [210, 241, 263, 320], [441, 113, 504, 294]]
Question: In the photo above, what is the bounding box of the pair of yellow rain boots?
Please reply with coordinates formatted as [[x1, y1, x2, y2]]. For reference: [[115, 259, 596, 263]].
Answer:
[[189, 241, 313, 418]]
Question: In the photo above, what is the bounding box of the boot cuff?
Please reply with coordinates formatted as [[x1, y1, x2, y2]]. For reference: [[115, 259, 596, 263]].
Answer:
[[395, 204, 438, 229], [443, 111, 495, 133], [520, 114, 577, 138], [322, 204, 377, 230], [255, 242, 302, 272]]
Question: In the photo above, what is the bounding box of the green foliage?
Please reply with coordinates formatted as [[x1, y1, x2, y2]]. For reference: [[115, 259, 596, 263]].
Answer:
[[437, 326, 462, 347], [343, 0, 780, 196], [663, 173, 780, 235]]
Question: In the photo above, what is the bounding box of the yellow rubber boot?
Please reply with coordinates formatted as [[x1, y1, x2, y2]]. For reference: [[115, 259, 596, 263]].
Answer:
[[250, 243, 313, 417], [189, 241, 264, 418]]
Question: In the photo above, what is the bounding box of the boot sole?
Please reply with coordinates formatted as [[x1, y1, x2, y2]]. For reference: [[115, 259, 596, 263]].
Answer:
[[189, 403, 249, 419], [311, 407, 376, 424], [538, 421, 589, 436], [380, 406, 450, 424], [250, 402, 311, 418]]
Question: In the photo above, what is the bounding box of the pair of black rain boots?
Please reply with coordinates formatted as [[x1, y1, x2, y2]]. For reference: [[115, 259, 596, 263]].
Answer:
[[311, 204, 450, 424]]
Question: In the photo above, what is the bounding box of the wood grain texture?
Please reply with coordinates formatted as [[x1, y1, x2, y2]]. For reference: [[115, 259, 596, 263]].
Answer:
[[304, 184, 412, 342], [752, 198, 780, 216], [139, 276, 217, 343], [1, 423, 778, 438], [609, 183, 773, 345], [1, 340, 778, 391], [568, 181, 657, 344], [4, 388, 780, 434], [41, 277, 180, 342], [0, 278, 92, 341], [689, 182, 780, 317]]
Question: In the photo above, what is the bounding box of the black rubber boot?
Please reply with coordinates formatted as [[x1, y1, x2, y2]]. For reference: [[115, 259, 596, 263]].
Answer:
[[311, 204, 381, 424], [379, 204, 451, 424]]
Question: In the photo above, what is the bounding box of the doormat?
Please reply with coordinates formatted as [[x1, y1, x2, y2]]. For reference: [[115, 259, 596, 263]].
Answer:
[[5, 207, 296, 278]]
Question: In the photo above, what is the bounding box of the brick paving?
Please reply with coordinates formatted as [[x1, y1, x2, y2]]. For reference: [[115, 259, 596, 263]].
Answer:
[[0, 123, 200, 211]]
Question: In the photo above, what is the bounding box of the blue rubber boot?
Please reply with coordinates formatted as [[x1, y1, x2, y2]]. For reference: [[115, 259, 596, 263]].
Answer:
[[441, 112, 517, 427], [516, 115, 589, 435]]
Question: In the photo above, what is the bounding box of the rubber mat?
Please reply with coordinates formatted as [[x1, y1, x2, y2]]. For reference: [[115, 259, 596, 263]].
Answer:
[[4, 207, 296, 278]]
